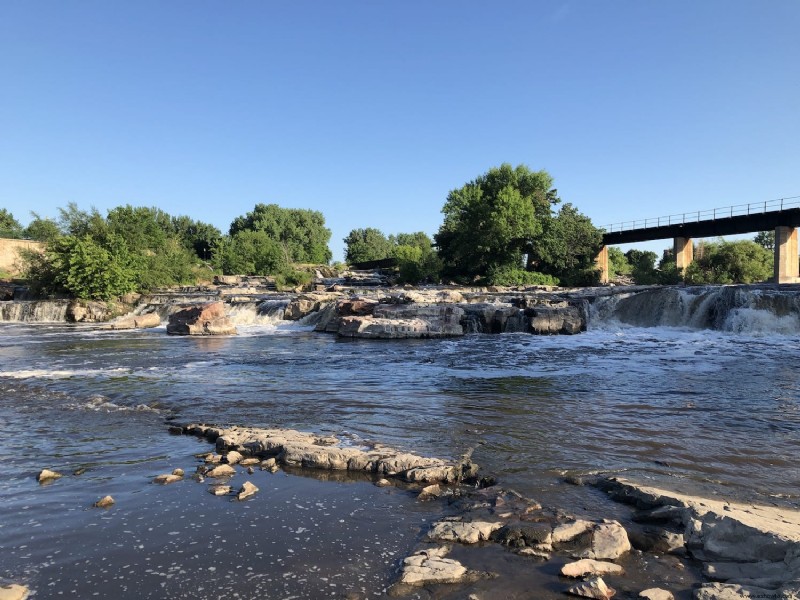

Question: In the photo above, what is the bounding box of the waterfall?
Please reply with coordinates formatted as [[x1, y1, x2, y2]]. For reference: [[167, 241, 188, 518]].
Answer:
[[0, 300, 71, 323], [226, 298, 291, 325], [591, 286, 800, 334]]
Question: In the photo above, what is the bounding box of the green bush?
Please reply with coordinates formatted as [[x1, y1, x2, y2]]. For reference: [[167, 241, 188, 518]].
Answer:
[[485, 266, 559, 287]]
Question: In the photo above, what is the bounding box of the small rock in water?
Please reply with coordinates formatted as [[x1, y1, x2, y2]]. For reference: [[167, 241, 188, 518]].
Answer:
[[37, 469, 62, 483], [208, 484, 231, 496], [260, 458, 277, 470], [567, 576, 615, 599], [517, 547, 550, 560], [247, 466, 254, 474], [428, 520, 503, 544], [0, 583, 30, 600], [206, 464, 236, 478], [578, 522, 631, 560], [205, 453, 222, 464], [225, 450, 243, 465], [73, 467, 86, 476], [375, 478, 391, 487], [239, 458, 260, 466], [168, 425, 183, 435], [153, 473, 182, 484], [639, 589, 674, 600], [553, 519, 594, 543], [93, 495, 115, 508], [237, 481, 259, 501], [561, 559, 625, 578], [418, 484, 442, 500]]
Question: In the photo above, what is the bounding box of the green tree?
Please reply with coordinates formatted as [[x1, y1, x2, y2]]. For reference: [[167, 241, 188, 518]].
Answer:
[[531, 203, 603, 286], [343, 228, 393, 264], [625, 249, 659, 284], [435, 164, 554, 281], [230, 203, 332, 264], [0, 209, 23, 238], [212, 230, 288, 276], [607, 247, 631, 279], [754, 231, 775, 251], [24, 213, 61, 243], [684, 239, 773, 284]]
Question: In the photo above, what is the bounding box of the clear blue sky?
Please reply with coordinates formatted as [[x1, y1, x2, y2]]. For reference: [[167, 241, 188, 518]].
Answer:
[[1, 1, 798, 261]]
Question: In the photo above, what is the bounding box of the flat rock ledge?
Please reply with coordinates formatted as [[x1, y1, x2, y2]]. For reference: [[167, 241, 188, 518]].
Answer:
[[181, 423, 478, 484], [597, 477, 800, 599]]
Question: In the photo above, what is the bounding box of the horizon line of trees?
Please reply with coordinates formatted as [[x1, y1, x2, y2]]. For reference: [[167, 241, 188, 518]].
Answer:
[[3, 163, 789, 301]]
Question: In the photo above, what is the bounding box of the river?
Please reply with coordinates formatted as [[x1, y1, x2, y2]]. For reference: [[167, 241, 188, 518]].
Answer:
[[1, 289, 799, 598]]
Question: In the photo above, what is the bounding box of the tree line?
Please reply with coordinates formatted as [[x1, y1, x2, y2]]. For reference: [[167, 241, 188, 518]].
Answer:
[[1, 163, 785, 301]]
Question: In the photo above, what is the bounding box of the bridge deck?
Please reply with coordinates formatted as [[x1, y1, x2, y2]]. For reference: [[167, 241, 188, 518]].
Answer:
[[603, 207, 800, 245]]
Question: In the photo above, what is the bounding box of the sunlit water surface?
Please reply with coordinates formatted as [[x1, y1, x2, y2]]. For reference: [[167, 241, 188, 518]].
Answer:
[[1, 321, 798, 598]]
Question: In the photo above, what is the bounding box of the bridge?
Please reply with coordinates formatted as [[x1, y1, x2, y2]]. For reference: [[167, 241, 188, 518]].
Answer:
[[596, 196, 800, 284]]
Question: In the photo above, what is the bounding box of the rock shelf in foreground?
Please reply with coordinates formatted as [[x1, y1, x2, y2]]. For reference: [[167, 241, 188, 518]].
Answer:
[[181, 423, 478, 484], [597, 477, 800, 599]]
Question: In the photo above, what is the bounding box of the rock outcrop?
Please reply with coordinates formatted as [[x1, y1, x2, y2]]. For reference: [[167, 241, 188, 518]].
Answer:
[[597, 477, 800, 599], [104, 312, 160, 330], [182, 423, 477, 484], [166, 302, 236, 336]]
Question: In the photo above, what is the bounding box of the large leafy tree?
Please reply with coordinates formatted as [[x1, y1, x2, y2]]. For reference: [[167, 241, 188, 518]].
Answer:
[[685, 239, 772, 284], [531, 203, 603, 286], [24, 213, 61, 243], [230, 203, 331, 264], [343, 228, 393, 264], [0, 209, 24, 238], [212, 230, 288, 276], [435, 164, 554, 281]]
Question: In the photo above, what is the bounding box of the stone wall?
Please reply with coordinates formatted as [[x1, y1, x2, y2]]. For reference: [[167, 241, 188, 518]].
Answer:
[[0, 238, 44, 275]]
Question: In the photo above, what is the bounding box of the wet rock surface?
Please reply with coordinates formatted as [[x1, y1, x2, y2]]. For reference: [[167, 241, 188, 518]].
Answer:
[[0, 584, 29, 600], [166, 301, 236, 336]]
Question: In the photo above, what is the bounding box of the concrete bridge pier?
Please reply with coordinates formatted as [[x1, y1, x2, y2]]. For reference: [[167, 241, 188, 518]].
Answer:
[[774, 226, 799, 284], [674, 237, 693, 273], [595, 245, 609, 284]]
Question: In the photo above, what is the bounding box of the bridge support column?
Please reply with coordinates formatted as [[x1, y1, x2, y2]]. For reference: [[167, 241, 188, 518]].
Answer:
[[774, 226, 799, 284], [595, 245, 609, 284], [673, 237, 693, 272]]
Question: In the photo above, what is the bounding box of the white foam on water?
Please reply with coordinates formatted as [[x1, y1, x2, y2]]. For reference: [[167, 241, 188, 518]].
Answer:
[[0, 367, 132, 379]]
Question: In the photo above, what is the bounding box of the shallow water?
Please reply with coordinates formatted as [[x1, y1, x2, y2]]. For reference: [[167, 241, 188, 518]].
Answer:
[[1, 320, 798, 597]]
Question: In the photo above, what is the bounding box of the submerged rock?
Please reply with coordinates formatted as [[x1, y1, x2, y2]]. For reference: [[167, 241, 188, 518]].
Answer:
[[166, 302, 236, 336]]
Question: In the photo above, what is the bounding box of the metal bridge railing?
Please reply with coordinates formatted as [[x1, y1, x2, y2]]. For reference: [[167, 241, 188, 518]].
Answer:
[[602, 195, 800, 234]]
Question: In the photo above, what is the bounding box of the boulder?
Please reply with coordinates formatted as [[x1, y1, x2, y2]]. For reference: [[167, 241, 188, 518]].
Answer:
[[639, 589, 674, 600], [208, 484, 231, 496], [567, 576, 615, 599], [105, 312, 161, 330], [428, 520, 503, 544], [561, 559, 625, 578], [553, 519, 595, 543], [396, 546, 490, 587], [528, 305, 585, 335], [36, 469, 62, 483], [237, 481, 259, 501], [225, 451, 243, 465], [67, 300, 114, 323], [694, 583, 797, 600], [337, 304, 464, 339], [0, 584, 29, 600], [166, 302, 236, 336], [206, 464, 236, 478], [577, 521, 631, 560], [93, 495, 115, 508], [153, 473, 182, 484]]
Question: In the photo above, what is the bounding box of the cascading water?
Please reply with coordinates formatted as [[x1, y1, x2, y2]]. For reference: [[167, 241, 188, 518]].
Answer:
[[0, 300, 71, 322], [226, 298, 291, 325], [591, 285, 800, 333]]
